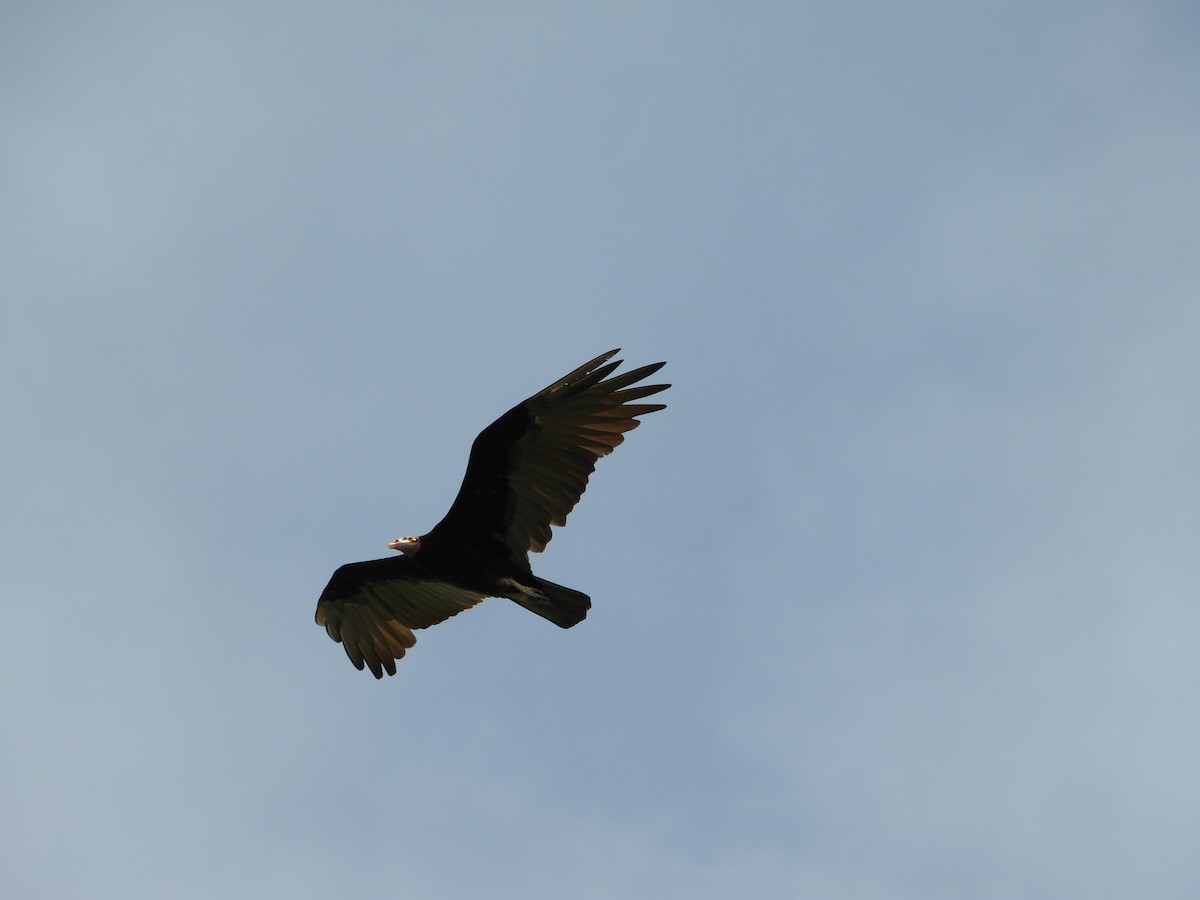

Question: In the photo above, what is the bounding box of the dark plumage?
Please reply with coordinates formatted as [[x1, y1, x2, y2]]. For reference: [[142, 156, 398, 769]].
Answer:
[[315, 349, 669, 677]]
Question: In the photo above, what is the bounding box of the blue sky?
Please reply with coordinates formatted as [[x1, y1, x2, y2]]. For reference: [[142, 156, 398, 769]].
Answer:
[[5, 3, 1200, 897]]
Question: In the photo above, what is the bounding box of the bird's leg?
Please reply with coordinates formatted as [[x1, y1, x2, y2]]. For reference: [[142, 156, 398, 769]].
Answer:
[[496, 577, 549, 605]]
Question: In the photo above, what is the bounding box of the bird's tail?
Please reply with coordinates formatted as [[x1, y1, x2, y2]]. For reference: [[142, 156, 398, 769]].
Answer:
[[509, 576, 592, 628]]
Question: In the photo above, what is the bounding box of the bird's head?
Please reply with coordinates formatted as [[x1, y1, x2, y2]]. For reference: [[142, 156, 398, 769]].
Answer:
[[388, 536, 421, 556]]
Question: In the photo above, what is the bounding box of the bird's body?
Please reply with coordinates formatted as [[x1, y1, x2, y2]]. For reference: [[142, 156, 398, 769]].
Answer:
[[315, 349, 668, 677]]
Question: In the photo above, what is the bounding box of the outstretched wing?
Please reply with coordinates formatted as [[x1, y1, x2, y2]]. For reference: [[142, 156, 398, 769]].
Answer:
[[315, 556, 487, 677], [427, 349, 669, 556]]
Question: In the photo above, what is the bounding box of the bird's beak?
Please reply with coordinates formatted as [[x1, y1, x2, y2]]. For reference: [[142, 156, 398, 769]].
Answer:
[[387, 539, 404, 551]]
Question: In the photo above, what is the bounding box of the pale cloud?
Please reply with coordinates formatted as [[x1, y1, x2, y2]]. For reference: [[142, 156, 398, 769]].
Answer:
[[4, 3, 1200, 898]]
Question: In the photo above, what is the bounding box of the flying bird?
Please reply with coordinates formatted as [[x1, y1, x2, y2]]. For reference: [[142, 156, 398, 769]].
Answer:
[[315, 349, 669, 677]]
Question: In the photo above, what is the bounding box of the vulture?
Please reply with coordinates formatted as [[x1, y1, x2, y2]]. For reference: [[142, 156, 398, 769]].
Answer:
[[315, 349, 669, 677]]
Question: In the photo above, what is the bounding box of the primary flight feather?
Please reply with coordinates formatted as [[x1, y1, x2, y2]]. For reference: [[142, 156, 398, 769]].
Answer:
[[315, 349, 669, 677]]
